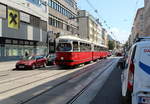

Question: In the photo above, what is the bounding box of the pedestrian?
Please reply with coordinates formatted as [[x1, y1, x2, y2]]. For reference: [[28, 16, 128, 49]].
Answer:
[[25, 51, 29, 57]]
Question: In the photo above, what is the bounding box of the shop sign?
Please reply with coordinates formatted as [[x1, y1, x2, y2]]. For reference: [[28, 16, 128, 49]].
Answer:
[[0, 4, 6, 19], [8, 8, 19, 29], [20, 12, 30, 23]]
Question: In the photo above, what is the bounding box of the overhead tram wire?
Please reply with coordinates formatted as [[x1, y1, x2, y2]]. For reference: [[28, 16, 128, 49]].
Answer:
[[85, 0, 118, 41]]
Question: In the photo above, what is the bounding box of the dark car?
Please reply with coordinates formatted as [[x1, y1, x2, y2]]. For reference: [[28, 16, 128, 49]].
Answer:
[[16, 55, 47, 69], [46, 54, 56, 66], [116, 52, 123, 56]]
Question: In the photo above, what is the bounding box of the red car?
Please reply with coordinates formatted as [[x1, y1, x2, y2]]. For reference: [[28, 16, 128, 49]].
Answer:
[[16, 55, 47, 69]]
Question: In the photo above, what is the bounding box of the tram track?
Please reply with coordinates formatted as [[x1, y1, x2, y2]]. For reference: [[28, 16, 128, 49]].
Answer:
[[0, 70, 69, 94], [66, 59, 117, 104], [0, 66, 58, 84], [14, 59, 113, 104], [0, 59, 104, 97]]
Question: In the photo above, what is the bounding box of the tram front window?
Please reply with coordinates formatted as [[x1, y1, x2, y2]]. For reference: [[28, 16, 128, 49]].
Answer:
[[57, 43, 72, 52]]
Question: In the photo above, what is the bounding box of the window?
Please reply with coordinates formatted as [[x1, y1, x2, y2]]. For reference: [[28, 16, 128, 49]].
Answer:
[[52, 2, 56, 9], [48, 0, 77, 18], [30, 15, 40, 27], [52, 18, 55, 26], [73, 41, 79, 51], [49, 17, 53, 25], [67, 25, 70, 31], [5, 45, 19, 56], [40, 20, 47, 31], [0, 4, 6, 19], [0, 45, 1, 56], [56, 43, 72, 52], [80, 43, 87, 52]]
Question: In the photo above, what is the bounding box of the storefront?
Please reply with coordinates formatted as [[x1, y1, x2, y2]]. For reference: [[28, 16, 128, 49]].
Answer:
[[0, 37, 47, 61]]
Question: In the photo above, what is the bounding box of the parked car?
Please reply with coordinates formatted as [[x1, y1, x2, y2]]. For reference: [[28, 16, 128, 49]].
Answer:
[[46, 54, 56, 66], [122, 37, 150, 104], [16, 55, 47, 69]]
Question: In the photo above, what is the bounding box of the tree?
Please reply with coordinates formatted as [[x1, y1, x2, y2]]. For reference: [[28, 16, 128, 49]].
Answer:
[[108, 40, 115, 50]]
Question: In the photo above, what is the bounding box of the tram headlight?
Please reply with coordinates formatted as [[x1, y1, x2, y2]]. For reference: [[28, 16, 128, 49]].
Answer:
[[61, 57, 64, 60]]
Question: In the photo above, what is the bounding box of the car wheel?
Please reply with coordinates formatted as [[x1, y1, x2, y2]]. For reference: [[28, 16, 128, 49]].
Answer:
[[32, 64, 36, 70]]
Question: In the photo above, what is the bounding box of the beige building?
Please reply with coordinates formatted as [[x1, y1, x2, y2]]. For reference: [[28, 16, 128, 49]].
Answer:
[[144, 0, 150, 35], [102, 28, 108, 47], [78, 10, 104, 45], [131, 7, 144, 44]]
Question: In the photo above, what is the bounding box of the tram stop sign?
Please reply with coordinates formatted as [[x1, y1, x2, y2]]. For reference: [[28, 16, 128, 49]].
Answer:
[[8, 8, 19, 29]]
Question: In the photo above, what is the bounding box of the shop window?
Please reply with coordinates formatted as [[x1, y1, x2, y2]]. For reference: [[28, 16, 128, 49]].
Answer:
[[12, 47, 18, 56], [5, 45, 19, 56], [0, 45, 1, 56]]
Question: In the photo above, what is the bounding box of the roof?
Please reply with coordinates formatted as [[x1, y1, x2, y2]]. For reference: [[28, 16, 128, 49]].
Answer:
[[56, 35, 107, 47]]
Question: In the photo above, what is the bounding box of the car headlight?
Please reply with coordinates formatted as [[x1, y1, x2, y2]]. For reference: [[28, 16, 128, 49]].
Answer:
[[61, 57, 64, 60]]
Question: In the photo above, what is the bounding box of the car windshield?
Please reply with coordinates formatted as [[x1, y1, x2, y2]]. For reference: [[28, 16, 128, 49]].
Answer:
[[22, 56, 43, 60], [22, 56, 36, 60], [56, 43, 72, 52]]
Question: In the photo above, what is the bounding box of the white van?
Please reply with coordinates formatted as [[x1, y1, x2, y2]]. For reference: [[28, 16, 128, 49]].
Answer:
[[122, 37, 150, 104]]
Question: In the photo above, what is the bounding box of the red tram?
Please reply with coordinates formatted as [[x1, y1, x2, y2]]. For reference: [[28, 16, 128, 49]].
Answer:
[[55, 35, 110, 67]]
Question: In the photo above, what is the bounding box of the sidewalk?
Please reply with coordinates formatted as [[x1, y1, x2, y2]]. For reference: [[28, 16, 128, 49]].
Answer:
[[0, 61, 17, 71]]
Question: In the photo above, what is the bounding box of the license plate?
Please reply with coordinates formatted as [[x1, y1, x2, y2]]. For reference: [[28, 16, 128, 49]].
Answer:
[[139, 96, 150, 104], [19, 65, 25, 68]]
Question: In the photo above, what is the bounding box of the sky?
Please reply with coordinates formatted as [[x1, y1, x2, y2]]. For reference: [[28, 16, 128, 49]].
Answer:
[[77, 0, 144, 43]]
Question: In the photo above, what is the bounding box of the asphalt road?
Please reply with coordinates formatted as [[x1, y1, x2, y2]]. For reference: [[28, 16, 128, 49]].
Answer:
[[90, 66, 122, 104], [0, 57, 121, 104]]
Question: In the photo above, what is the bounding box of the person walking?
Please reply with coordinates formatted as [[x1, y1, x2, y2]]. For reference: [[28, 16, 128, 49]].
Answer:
[[25, 51, 29, 59]]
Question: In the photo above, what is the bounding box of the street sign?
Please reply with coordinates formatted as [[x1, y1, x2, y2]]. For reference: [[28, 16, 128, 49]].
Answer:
[[8, 8, 19, 29]]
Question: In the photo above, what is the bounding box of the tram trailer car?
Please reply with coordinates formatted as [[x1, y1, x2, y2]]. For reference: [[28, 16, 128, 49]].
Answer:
[[55, 35, 109, 67]]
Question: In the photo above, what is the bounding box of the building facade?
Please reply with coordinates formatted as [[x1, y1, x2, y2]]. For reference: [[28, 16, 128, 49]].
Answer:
[[131, 7, 144, 44], [0, 0, 48, 61], [47, 0, 78, 52], [78, 10, 104, 45], [144, 0, 150, 35]]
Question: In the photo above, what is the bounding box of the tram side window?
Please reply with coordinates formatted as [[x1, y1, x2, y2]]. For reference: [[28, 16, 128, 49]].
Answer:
[[94, 46, 98, 51], [73, 41, 79, 52], [87, 44, 91, 51], [80, 43, 86, 52], [80, 43, 84, 52]]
